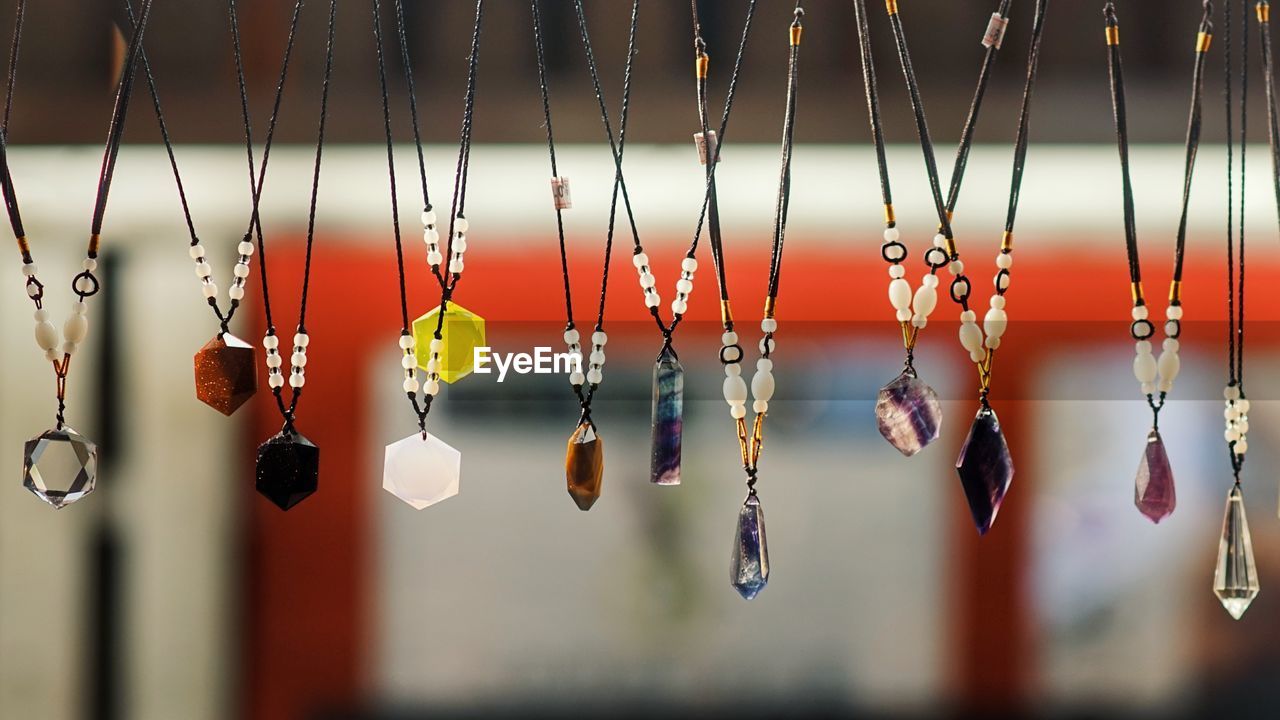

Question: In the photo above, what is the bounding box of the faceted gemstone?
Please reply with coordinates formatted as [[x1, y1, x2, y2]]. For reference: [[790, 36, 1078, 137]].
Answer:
[[730, 493, 770, 600], [255, 429, 319, 511], [383, 432, 461, 510], [565, 422, 604, 511], [650, 346, 683, 486], [411, 302, 486, 383], [23, 426, 98, 509], [193, 333, 257, 416], [1214, 484, 1260, 620], [1134, 429, 1176, 523], [875, 370, 942, 456], [955, 406, 1015, 535]]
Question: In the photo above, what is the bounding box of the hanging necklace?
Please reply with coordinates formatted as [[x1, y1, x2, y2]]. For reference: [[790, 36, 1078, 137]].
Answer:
[[531, 0, 636, 511], [939, 0, 1047, 535], [381, 0, 486, 510], [1212, 0, 1259, 620], [252, 0, 338, 511], [1104, 1, 1211, 525], [714, 3, 803, 601], [569, 0, 757, 488], [4, 0, 154, 508], [864, 0, 1013, 457], [128, 0, 279, 416]]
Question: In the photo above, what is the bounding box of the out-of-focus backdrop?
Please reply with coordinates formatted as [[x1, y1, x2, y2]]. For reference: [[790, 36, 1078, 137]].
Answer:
[[3, 2, 1280, 719]]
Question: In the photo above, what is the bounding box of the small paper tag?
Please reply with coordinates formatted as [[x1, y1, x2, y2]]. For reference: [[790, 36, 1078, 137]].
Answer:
[[550, 177, 572, 210], [982, 14, 1008, 49], [694, 130, 719, 166]]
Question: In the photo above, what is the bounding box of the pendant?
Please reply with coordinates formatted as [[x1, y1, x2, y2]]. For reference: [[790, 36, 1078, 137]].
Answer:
[[411, 302, 486, 383], [23, 425, 98, 509], [955, 405, 1014, 535], [650, 345, 683, 486], [565, 421, 603, 510], [383, 431, 461, 510], [1214, 484, 1260, 620], [875, 368, 941, 456], [1134, 429, 1175, 523], [730, 492, 770, 600], [193, 333, 258, 415], [255, 428, 319, 511]]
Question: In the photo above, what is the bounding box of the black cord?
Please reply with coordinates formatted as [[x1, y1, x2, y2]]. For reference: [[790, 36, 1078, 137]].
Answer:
[[374, 0, 409, 338], [0, 0, 25, 244], [392, 0, 431, 215], [1263, 1, 1280, 244], [1170, 4, 1214, 287], [531, 0, 575, 332], [691, 0, 732, 313], [764, 5, 804, 309], [1104, 4, 1142, 296], [853, 0, 892, 227], [1001, 0, 1051, 237], [944, 0, 1012, 220]]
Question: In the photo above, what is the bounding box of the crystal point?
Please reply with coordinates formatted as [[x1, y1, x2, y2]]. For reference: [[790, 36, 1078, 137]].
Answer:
[[875, 370, 942, 456], [23, 425, 98, 509], [955, 406, 1014, 535], [193, 333, 257, 415], [411, 303, 486, 384], [1134, 429, 1176, 523], [1214, 484, 1260, 620], [565, 422, 604, 510], [650, 346, 683, 486], [730, 493, 770, 600], [255, 429, 319, 511], [383, 432, 461, 509]]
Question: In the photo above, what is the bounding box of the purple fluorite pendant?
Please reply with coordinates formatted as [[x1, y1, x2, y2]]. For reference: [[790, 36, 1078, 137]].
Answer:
[[730, 492, 769, 600], [1134, 429, 1175, 523], [875, 369, 942, 456], [955, 406, 1014, 535], [650, 346, 683, 485]]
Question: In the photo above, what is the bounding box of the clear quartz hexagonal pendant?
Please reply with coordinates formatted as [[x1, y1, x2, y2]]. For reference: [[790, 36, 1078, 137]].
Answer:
[[23, 425, 98, 509], [383, 432, 461, 509], [1214, 484, 1260, 620]]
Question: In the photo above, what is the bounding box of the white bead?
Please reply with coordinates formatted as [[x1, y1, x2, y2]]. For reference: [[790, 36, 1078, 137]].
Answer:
[[996, 252, 1013, 269], [228, 285, 245, 301], [294, 333, 310, 347], [425, 379, 441, 396], [63, 342, 78, 358], [189, 245, 205, 259], [589, 350, 605, 365], [202, 282, 218, 298], [564, 329, 580, 344], [452, 237, 468, 253], [724, 375, 748, 404], [63, 314, 87, 344], [238, 241, 255, 256], [400, 354, 417, 369], [34, 308, 48, 322], [1157, 378, 1173, 393], [1132, 305, 1149, 321], [587, 369, 603, 384], [21, 262, 37, 276], [912, 285, 938, 319], [289, 351, 307, 367], [888, 278, 912, 310], [452, 216, 469, 233], [34, 320, 57, 350], [757, 359, 773, 371], [26, 284, 38, 298], [644, 294, 660, 308], [570, 371, 585, 385], [289, 373, 305, 388], [985, 335, 1001, 350], [970, 349, 985, 363], [1141, 381, 1156, 396], [990, 295, 1006, 309], [722, 331, 738, 345], [1235, 439, 1248, 455], [922, 273, 939, 288], [422, 209, 437, 226], [671, 299, 688, 315], [1133, 352, 1158, 384], [1225, 385, 1240, 400], [1135, 340, 1152, 355], [264, 334, 279, 349], [753, 400, 769, 414], [427, 251, 443, 266], [1225, 405, 1240, 420], [1157, 350, 1180, 383], [883, 227, 900, 242], [961, 310, 976, 323], [949, 259, 965, 276], [44, 347, 59, 362], [1167, 306, 1183, 320], [889, 265, 906, 279], [1162, 338, 1179, 352], [449, 259, 464, 274], [730, 404, 747, 420], [195, 262, 212, 278], [424, 228, 440, 245], [425, 358, 439, 373], [632, 253, 649, 268], [591, 331, 607, 346], [1237, 399, 1251, 413], [676, 279, 693, 294], [723, 364, 743, 379], [1237, 418, 1250, 434], [639, 272, 655, 287], [895, 308, 911, 322], [911, 317, 928, 329], [399, 335, 415, 349], [761, 318, 778, 333], [983, 307, 1008, 341], [1225, 428, 1241, 442], [266, 354, 283, 368], [933, 233, 947, 248], [682, 257, 698, 272], [268, 373, 285, 389], [403, 377, 420, 393], [959, 322, 983, 353], [233, 263, 250, 278], [751, 370, 775, 402]]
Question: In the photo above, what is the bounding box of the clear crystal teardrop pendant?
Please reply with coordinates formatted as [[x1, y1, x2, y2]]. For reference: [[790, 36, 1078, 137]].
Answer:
[[1214, 483, 1259, 620]]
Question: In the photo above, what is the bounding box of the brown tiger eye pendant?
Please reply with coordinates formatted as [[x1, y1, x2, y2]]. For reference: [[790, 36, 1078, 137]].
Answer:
[[194, 333, 258, 416], [565, 421, 603, 511]]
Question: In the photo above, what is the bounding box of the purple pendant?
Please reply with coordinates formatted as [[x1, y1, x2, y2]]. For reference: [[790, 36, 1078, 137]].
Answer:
[[650, 346, 683, 486], [875, 369, 942, 456], [730, 493, 769, 600], [955, 406, 1014, 535], [1134, 429, 1176, 523]]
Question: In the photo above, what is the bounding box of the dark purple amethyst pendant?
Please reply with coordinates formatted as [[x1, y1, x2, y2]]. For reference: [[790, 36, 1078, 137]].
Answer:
[[1135, 429, 1175, 523], [955, 406, 1014, 535], [875, 369, 942, 456]]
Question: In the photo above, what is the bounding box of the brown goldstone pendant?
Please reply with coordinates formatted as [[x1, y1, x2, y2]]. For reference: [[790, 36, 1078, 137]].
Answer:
[[565, 421, 603, 511], [194, 333, 257, 415]]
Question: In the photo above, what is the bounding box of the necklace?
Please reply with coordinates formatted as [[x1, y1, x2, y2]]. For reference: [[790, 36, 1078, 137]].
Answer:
[[5, 0, 154, 509], [1104, 1, 1210, 525], [252, 0, 338, 511], [1212, 0, 1259, 620], [130, 0, 271, 416], [532, 0, 635, 511], [863, 0, 1013, 457], [716, 3, 804, 601], [943, 0, 1048, 535], [381, 0, 486, 510]]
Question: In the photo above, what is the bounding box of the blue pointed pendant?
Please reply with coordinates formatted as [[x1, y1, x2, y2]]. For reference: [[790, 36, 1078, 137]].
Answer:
[[731, 493, 770, 600], [955, 406, 1014, 535], [650, 345, 683, 486]]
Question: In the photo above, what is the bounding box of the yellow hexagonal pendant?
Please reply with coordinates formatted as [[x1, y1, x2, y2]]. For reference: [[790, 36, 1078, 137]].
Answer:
[[412, 302, 486, 384]]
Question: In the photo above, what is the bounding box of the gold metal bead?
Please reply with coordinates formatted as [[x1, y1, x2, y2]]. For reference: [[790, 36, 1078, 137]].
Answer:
[[1197, 31, 1213, 52], [1106, 25, 1120, 46]]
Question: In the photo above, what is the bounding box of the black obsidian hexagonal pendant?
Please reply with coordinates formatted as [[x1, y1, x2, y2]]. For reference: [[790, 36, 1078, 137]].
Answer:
[[255, 428, 319, 510], [194, 333, 257, 415]]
